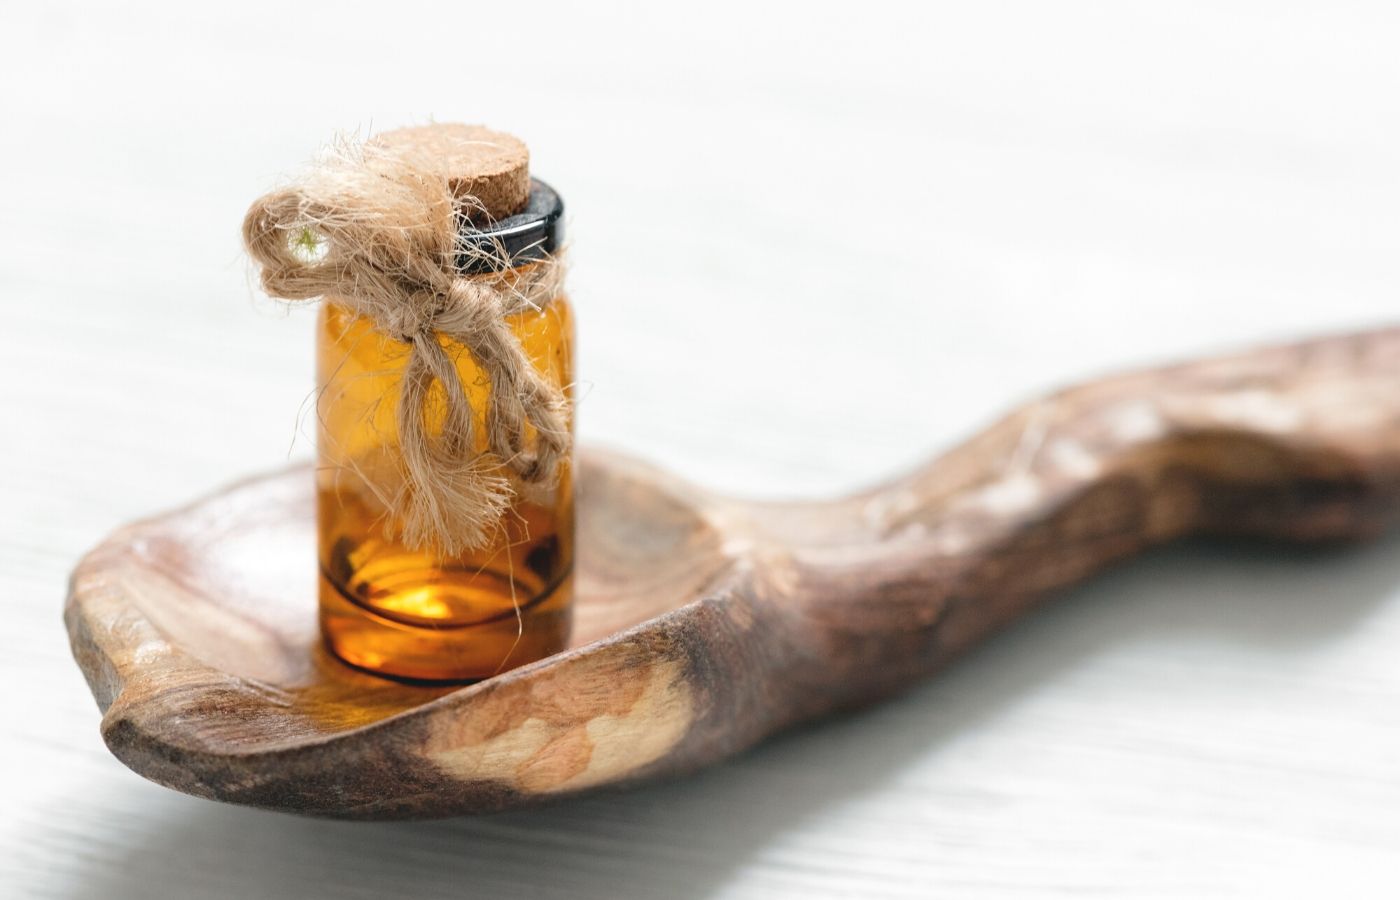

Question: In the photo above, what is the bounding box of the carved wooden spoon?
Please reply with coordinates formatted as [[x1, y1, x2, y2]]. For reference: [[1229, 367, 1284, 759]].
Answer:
[[66, 327, 1400, 819]]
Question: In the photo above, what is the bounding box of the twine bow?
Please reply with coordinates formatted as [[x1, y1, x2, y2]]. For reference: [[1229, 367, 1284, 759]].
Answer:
[[241, 139, 569, 555]]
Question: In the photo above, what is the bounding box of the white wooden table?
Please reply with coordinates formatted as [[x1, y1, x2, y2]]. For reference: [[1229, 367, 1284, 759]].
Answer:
[[5, 3, 1400, 896]]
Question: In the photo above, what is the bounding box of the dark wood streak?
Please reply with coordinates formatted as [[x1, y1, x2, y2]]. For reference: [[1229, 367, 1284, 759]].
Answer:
[[66, 327, 1400, 818]]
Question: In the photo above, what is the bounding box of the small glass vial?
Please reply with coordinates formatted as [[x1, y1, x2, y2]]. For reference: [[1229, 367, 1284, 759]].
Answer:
[[316, 180, 573, 683]]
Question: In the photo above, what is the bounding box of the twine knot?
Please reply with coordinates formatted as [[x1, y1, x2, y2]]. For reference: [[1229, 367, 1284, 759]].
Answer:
[[381, 293, 441, 343], [241, 138, 569, 555]]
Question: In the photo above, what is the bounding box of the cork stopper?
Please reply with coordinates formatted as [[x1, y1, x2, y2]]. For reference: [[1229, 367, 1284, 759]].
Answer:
[[373, 124, 531, 222]]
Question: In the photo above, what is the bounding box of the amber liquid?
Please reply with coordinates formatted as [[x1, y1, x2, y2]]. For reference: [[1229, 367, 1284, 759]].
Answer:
[[316, 292, 574, 682]]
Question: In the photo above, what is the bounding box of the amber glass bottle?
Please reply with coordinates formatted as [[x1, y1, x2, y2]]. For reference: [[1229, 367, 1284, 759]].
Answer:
[[317, 185, 573, 683]]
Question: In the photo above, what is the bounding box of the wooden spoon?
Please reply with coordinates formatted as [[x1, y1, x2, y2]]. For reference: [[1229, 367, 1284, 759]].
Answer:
[[66, 327, 1400, 820]]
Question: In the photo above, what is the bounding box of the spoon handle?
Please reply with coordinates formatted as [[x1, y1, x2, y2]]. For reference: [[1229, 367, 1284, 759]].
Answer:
[[768, 327, 1400, 716]]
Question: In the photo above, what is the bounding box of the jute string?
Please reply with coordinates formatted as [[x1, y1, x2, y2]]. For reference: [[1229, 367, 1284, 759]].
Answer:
[[242, 139, 569, 555]]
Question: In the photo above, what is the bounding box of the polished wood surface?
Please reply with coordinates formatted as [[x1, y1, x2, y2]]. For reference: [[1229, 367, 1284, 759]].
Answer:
[[66, 328, 1400, 818]]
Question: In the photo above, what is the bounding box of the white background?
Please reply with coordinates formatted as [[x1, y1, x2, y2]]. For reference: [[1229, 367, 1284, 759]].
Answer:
[[4, 2, 1400, 897]]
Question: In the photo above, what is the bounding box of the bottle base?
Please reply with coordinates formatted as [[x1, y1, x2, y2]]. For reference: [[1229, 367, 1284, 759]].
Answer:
[[318, 566, 573, 683]]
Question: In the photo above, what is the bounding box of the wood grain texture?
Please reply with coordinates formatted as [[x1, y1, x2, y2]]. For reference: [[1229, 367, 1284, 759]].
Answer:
[[66, 328, 1400, 818]]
